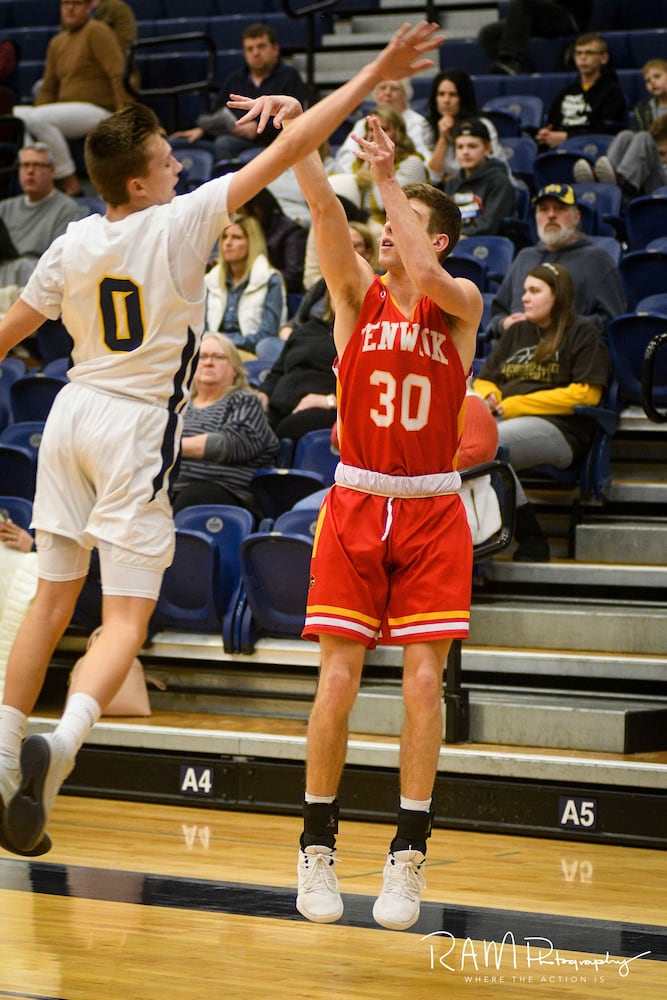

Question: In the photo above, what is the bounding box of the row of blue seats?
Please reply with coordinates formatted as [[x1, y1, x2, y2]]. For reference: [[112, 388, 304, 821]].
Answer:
[[0, 0, 287, 30], [436, 29, 667, 78]]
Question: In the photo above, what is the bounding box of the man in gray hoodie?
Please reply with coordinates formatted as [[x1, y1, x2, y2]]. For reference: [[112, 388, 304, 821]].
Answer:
[[486, 183, 625, 341]]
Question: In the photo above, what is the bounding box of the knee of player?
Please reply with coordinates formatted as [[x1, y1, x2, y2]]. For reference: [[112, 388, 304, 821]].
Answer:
[[402, 664, 443, 712]]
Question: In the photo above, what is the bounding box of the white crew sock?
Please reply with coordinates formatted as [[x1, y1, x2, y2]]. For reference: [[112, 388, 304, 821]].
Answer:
[[0, 705, 28, 769], [54, 692, 101, 758], [400, 795, 432, 813]]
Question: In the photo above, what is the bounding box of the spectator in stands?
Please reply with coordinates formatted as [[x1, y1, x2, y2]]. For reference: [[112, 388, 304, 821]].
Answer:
[[238, 188, 307, 294], [575, 60, 667, 198], [0, 143, 86, 336], [171, 333, 278, 514], [426, 69, 505, 184], [535, 33, 626, 150], [352, 106, 428, 224], [334, 77, 432, 173], [444, 119, 515, 236], [295, 219, 377, 326], [205, 215, 286, 356], [474, 262, 611, 561], [0, 143, 86, 285], [575, 114, 667, 201], [486, 184, 625, 341], [258, 290, 337, 442], [92, 0, 137, 56], [12, 0, 132, 197], [170, 22, 307, 163], [629, 58, 667, 131], [0, 38, 18, 104], [478, 0, 592, 76]]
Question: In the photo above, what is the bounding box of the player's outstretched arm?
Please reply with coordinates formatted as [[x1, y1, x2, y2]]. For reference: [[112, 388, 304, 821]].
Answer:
[[226, 21, 444, 213], [0, 299, 48, 363]]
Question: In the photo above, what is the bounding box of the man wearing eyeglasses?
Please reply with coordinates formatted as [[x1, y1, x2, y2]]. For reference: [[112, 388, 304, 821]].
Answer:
[[535, 33, 627, 150], [12, 0, 132, 197], [0, 143, 86, 292]]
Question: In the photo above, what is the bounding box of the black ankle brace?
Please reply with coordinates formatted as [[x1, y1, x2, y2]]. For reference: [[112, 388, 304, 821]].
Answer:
[[301, 799, 339, 850], [390, 806, 434, 855]]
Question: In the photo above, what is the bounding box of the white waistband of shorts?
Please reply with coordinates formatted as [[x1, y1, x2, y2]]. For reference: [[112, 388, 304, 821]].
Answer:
[[334, 462, 461, 498]]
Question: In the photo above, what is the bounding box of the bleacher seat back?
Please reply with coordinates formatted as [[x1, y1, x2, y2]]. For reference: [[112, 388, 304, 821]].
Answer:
[[0, 445, 36, 500], [0, 421, 45, 460], [173, 503, 254, 614], [239, 531, 313, 638], [293, 428, 339, 486], [10, 374, 68, 422], [607, 313, 667, 407], [619, 251, 667, 310]]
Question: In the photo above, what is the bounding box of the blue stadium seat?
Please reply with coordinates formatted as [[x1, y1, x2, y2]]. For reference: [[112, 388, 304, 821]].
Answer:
[[619, 250, 667, 310], [443, 255, 488, 292], [488, 109, 524, 139], [10, 374, 67, 422], [0, 356, 26, 414], [449, 236, 515, 286], [484, 95, 544, 132], [501, 136, 537, 188], [533, 149, 591, 188], [589, 235, 623, 266], [561, 134, 614, 160], [7, 26, 56, 60], [250, 467, 327, 520], [173, 503, 254, 649], [607, 313, 667, 409], [438, 39, 490, 74], [152, 528, 221, 632], [624, 195, 667, 252], [237, 530, 313, 651], [0, 445, 37, 500], [172, 147, 214, 192], [273, 507, 320, 539], [15, 61, 44, 104], [636, 293, 667, 316], [292, 428, 339, 486], [0, 421, 45, 460], [9, 0, 59, 29], [628, 29, 667, 68], [0, 495, 33, 531]]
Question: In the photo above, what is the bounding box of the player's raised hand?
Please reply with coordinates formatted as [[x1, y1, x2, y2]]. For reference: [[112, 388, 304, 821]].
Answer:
[[352, 116, 396, 184], [372, 21, 445, 81], [228, 93, 303, 134]]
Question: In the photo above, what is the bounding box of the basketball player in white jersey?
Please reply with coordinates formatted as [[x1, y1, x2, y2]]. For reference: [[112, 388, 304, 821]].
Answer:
[[0, 22, 444, 858]]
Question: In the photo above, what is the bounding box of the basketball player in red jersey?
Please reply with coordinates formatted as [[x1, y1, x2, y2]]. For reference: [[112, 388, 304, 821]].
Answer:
[[234, 91, 482, 926], [289, 114, 482, 929]]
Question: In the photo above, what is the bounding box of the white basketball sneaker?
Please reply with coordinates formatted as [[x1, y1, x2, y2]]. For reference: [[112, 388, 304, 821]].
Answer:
[[296, 845, 344, 923], [372, 849, 425, 930]]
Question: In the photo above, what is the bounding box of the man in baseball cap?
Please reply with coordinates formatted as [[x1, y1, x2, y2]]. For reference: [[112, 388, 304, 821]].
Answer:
[[532, 183, 577, 206], [485, 180, 625, 341]]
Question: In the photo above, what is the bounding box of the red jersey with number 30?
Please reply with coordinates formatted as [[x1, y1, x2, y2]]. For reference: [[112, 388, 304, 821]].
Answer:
[[337, 276, 467, 476]]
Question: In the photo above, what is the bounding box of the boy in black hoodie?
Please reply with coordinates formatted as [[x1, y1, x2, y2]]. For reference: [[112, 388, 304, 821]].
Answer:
[[536, 33, 626, 150], [444, 119, 516, 236]]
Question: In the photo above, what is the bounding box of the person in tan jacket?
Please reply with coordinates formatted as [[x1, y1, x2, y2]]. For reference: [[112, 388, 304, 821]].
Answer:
[[13, 0, 133, 196]]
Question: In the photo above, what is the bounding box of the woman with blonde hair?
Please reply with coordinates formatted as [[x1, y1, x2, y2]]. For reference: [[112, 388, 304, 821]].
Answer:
[[171, 332, 278, 514], [204, 215, 286, 356], [352, 106, 428, 224], [474, 262, 611, 561]]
